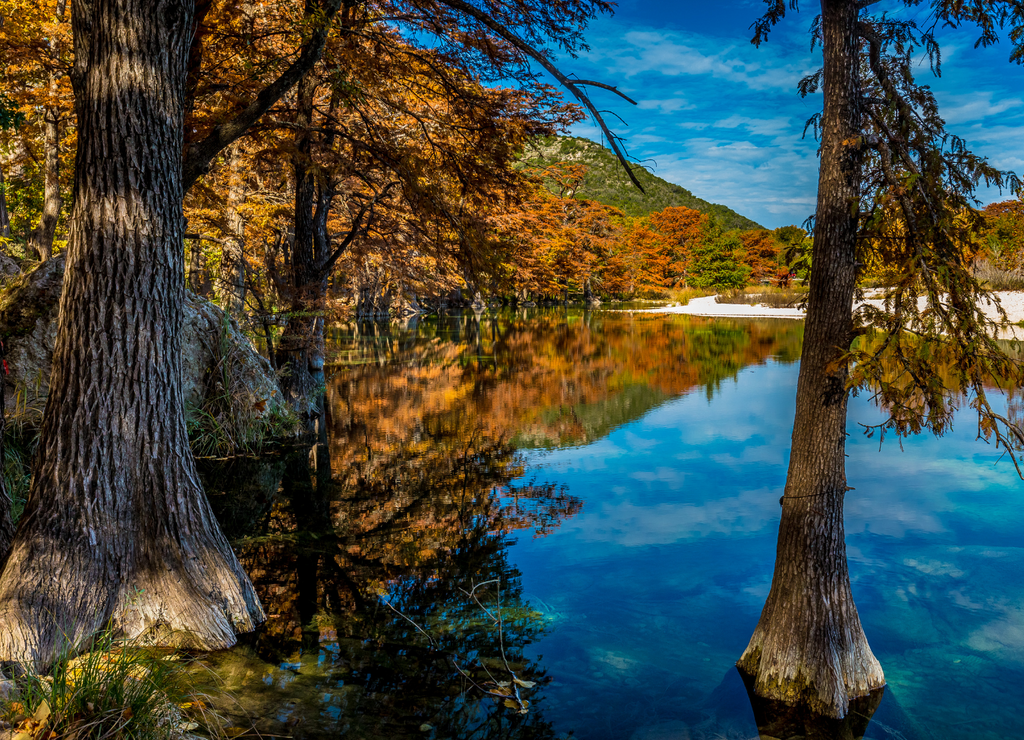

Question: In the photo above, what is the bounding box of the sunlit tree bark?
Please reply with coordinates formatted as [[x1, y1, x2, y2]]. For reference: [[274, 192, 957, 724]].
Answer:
[[0, 0, 263, 668]]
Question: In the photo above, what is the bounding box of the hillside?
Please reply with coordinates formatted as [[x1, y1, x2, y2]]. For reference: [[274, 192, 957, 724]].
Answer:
[[519, 135, 762, 231]]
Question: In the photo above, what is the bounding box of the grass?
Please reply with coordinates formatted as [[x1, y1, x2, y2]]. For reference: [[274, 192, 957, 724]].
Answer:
[[665, 287, 714, 306], [187, 313, 300, 457], [714, 286, 808, 308], [973, 259, 1024, 291], [3, 377, 47, 520], [1, 629, 225, 740]]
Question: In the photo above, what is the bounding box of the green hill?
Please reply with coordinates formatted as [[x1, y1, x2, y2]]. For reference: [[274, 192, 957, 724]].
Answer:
[[519, 135, 762, 231]]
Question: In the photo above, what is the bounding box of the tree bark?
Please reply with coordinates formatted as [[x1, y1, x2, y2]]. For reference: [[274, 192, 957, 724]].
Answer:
[[27, 106, 62, 262], [737, 0, 885, 719], [0, 0, 263, 669], [220, 144, 247, 315], [0, 165, 11, 239]]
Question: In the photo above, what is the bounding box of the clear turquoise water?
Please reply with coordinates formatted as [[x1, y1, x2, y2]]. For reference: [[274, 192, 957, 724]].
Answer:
[[509, 360, 1024, 739], [202, 311, 1024, 740]]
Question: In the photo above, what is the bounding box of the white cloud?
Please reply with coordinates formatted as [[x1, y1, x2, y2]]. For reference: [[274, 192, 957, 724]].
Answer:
[[637, 97, 695, 114], [939, 92, 1024, 126], [599, 29, 809, 92]]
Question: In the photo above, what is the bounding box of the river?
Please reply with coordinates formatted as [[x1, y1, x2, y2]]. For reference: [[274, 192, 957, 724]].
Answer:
[[198, 308, 1024, 740]]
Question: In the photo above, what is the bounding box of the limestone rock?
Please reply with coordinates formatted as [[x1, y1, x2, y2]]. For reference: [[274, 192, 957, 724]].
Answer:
[[0, 253, 20, 280], [0, 255, 283, 439]]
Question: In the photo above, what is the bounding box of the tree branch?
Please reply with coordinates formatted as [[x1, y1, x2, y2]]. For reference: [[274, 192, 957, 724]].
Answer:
[[435, 0, 644, 192], [316, 181, 400, 278], [181, 0, 350, 191]]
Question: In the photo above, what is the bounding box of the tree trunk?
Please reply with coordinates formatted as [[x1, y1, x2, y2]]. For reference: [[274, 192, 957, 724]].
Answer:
[[279, 73, 330, 415], [737, 0, 884, 719], [187, 235, 212, 297], [0, 165, 11, 239], [0, 0, 263, 669], [28, 105, 62, 262], [28, 0, 68, 262], [220, 143, 247, 315]]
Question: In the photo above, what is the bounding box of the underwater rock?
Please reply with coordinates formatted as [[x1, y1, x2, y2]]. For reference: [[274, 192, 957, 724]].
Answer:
[[0, 254, 283, 433]]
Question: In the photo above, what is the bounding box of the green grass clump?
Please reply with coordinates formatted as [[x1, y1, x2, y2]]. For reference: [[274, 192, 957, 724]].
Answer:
[[2, 630, 218, 740], [3, 378, 47, 520], [186, 314, 301, 457], [187, 399, 299, 458]]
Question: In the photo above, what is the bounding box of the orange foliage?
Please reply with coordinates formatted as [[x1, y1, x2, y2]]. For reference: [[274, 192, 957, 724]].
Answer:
[[737, 229, 786, 285], [981, 199, 1024, 270]]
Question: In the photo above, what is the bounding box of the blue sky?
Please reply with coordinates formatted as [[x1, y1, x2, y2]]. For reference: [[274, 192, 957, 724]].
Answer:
[[550, 0, 1024, 229]]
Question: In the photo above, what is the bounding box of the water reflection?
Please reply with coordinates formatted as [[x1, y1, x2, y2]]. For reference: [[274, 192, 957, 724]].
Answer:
[[742, 677, 884, 740], [202, 438, 577, 738], [206, 309, 1024, 739], [198, 310, 806, 738], [325, 310, 804, 450]]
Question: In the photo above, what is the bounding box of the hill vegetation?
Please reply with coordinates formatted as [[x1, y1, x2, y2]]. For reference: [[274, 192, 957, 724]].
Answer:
[[519, 135, 762, 230]]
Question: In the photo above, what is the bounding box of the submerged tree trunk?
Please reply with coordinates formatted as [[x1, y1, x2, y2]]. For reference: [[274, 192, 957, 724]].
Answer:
[[737, 0, 884, 719], [0, 0, 263, 669]]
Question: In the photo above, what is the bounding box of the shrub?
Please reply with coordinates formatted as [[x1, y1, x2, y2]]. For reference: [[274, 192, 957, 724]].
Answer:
[[715, 286, 808, 308]]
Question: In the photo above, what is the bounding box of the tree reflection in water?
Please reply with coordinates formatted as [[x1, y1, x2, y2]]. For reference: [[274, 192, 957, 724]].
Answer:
[[198, 309, 808, 739]]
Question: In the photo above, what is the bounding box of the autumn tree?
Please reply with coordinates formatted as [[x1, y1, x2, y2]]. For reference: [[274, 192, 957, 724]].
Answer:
[[0, 0, 74, 258], [980, 198, 1024, 272], [737, 0, 1024, 721], [600, 218, 671, 297], [648, 205, 710, 284], [738, 228, 785, 285], [0, 0, 638, 667], [0, 0, 268, 668]]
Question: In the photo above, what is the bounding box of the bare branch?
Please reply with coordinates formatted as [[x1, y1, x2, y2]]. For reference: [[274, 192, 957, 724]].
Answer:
[[435, 0, 644, 192], [569, 80, 638, 105]]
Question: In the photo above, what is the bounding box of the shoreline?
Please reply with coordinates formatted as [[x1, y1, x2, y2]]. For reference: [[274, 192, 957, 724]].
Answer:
[[642, 292, 1024, 322], [638, 292, 1024, 338]]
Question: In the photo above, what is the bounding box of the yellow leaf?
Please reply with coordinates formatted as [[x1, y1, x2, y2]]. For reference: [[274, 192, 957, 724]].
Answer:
[[33, 701, 51, 723]]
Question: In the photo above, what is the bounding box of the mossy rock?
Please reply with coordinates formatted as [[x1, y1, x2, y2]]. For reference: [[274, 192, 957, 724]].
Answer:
[[0, 255, 289, 453]]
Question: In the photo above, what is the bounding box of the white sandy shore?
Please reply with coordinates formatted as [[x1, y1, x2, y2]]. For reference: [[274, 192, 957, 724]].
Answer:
[[641, 292, 1024, 338], [645, 292, 1024, 322]]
